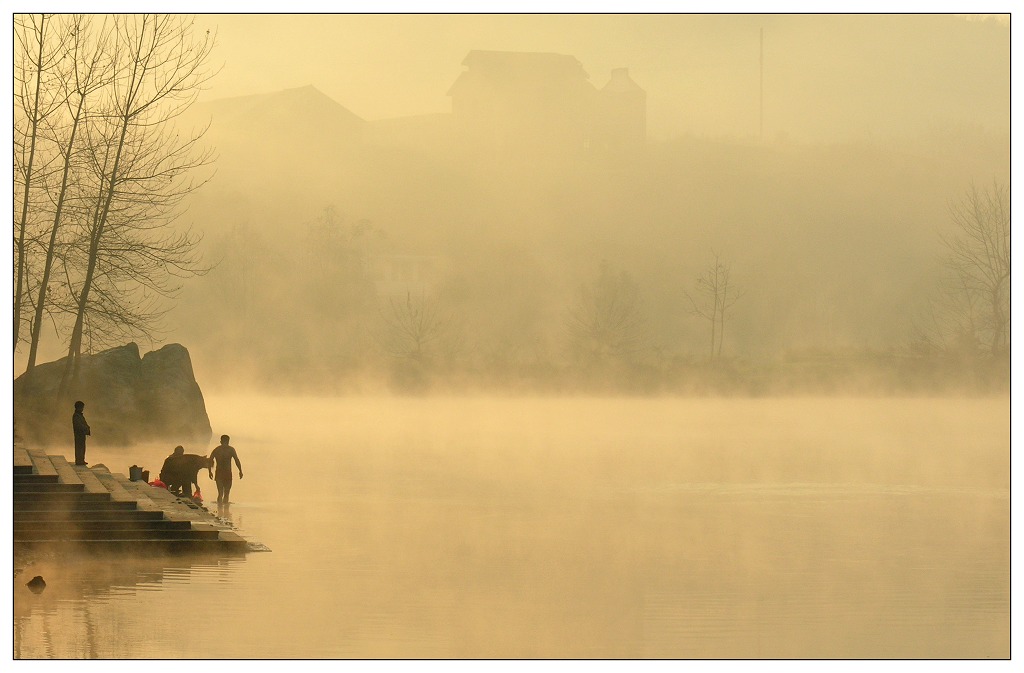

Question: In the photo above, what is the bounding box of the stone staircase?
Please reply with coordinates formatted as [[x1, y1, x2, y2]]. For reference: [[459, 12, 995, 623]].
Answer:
[[14, 446, 251, 554]]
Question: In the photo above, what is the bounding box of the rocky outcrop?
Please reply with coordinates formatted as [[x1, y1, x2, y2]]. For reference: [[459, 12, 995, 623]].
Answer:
[[13, 343, 212, 448]]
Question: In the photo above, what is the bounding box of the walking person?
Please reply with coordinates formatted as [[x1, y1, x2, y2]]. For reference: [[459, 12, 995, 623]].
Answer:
[[72, 401, 90, 466], [209, 434, 243, 505]]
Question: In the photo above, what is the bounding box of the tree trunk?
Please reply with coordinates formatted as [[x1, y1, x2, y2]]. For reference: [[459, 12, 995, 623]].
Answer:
[[716, 313, 725, 360], [990, 279, 1007, 356], [15, 14, 48, 352], [59, 112, 130, 399], [27, 91, 86, 373]]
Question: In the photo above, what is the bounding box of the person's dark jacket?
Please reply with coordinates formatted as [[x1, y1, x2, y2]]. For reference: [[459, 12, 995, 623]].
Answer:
[[72, 411, 90, 438]]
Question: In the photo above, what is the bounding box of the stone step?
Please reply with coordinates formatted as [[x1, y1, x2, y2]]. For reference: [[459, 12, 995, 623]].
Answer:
[[49, 454, 85, 485], [143, 483, 193, 502], [139, 486, 215, 522], [72, 463, 114, 495], [116, 491, 169, 518], [14, 451, 262, 554], [14, 490, 119, 504], [218, 531, 248, 545], [14, 496, 138, 511], [15, 508, 166, 522], [189, 522, 225, 537], [27, 451, 58, 478], [14, 538, 249, 554], [93, 471, 148, 503], [13, 473, 61, 485], [13, 481, 86, 493], [118, 480, 166, 510], [14, 518, 193, 531], [115, 480, 206, 525], [15, 527, 223, 541], [14, 446, 34, 475], [103, 471, 204, 519]]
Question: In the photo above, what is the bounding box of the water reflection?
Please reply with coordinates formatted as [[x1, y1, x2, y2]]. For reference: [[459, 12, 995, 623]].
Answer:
[[215, 501, 233, 523], [14, 553, 246, 659]]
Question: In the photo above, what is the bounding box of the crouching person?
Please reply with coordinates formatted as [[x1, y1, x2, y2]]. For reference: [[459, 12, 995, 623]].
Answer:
[[159, 446, 186, 495], [160, 446, 212, 499]]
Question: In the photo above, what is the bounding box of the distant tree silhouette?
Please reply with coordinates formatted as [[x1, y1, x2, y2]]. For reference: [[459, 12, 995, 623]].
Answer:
[[921, 181, 1009, 358], [304, 206, 387, 315], [686, 252, 742, 362], [378, 290, 453, 363], [568, 260, 647, 366]]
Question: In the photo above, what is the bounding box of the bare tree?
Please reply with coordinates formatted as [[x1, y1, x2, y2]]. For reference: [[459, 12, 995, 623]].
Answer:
[[24, 15, 114, 373], [938, 181, 1010, 358], [14, 14, 73, 351], [686, 252, 742, 362], [304, 206, 385, 314], [56, 14, 217, 395], [212, 221, 269, 326], [378, 291, 452, 362], [568, 260, 647, 365]]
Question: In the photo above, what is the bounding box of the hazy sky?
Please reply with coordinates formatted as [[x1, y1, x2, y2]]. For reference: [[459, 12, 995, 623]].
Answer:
[[7, 10, 1013, 376], [191, 13, 1009, 142]]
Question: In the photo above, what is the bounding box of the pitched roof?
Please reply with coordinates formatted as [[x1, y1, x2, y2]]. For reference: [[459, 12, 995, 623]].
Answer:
[[602, 68, 645, 95], [448, 50, 593, 96], [462, 50, 588, 74]]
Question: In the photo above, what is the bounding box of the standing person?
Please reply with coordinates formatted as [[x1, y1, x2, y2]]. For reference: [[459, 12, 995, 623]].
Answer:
[[72, 401, 90, 466], [209, 434, 243, 505]]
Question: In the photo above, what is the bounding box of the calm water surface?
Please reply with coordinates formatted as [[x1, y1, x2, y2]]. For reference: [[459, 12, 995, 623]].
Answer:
[[13, 396, 1009, 658]]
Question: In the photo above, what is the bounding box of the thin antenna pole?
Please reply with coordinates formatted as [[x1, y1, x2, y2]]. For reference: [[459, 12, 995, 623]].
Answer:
[[759, 27, 764, 142]]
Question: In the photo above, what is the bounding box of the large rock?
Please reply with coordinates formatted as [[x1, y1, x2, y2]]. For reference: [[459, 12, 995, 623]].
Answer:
[[13, 343, 213, 448]]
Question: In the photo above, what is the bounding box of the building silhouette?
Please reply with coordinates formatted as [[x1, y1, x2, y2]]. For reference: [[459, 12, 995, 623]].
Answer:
[[593, 67, 647, 154], [447, 50, 646, 158]]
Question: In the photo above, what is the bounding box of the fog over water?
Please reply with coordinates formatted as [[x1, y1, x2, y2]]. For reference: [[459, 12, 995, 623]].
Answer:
[[13, 395, 1010, 658], [10, 12, 1011, 661]]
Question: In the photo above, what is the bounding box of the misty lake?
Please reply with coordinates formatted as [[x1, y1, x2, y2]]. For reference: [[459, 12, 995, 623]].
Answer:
[[13, 395, 1008, 659]]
